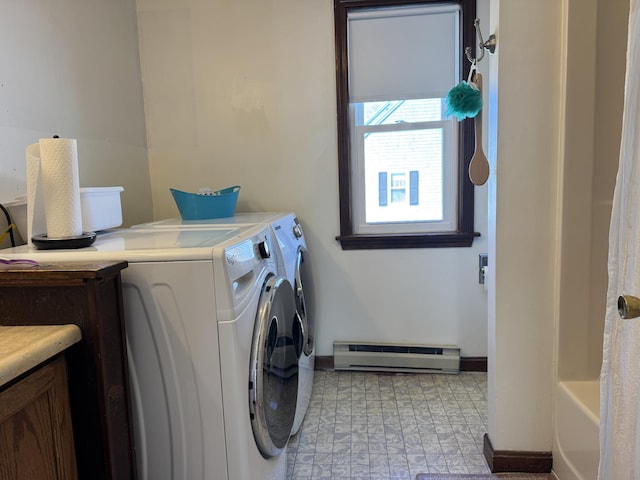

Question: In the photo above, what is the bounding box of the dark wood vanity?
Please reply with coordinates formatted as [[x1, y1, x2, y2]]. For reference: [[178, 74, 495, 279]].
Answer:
[[0, 261, 136, 480], [0, 353, 78, 479]]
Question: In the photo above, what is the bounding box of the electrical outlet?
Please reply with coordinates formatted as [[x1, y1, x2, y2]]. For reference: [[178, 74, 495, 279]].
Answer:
[[479, 254, 488, 284]]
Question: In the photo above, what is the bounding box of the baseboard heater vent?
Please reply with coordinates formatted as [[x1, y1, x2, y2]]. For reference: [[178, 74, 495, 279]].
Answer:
[[333, 341, 460, 374]]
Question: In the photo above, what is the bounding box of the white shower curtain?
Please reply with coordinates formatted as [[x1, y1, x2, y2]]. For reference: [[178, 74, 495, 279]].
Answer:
[[599, 0, 640, 477]]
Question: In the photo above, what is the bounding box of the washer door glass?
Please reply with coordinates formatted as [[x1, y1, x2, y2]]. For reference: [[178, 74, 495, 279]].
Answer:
[[249, 275, 302, 457], [295, 247, 315, 356]]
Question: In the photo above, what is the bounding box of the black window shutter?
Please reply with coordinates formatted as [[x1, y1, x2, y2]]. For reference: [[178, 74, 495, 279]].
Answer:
[[410, 170, 419, 205], [379, 172, 388, 206]]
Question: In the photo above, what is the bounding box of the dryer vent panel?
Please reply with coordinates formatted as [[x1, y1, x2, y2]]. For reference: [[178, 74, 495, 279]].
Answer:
[[333, 342, 460, 374]]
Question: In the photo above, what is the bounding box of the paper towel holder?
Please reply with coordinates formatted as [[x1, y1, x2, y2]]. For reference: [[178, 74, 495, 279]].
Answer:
[[31, 232, 96, 250]]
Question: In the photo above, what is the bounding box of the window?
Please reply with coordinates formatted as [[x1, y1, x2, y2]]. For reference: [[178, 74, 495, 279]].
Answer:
[[378, 171, 417, 208], [334, 0, 479, 249], [389, 172, 407, 204]]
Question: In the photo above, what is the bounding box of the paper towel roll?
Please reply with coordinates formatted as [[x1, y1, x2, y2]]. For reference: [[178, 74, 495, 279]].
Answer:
[[26, 144, 47, 246], [25, 138, 83, 242]]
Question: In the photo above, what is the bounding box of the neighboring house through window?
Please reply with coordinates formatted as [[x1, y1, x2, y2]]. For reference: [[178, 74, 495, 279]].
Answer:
[[334, 0, 479, 249]]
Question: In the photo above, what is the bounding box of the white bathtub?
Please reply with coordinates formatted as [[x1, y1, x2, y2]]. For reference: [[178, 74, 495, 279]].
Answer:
[[553, 381, 600, 479]]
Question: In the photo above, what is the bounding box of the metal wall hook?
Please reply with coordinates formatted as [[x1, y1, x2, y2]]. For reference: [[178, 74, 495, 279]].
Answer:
[[465, 18, 497, 64]]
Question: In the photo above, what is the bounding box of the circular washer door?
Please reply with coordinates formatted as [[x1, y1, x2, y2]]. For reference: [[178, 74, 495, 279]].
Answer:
[[249, 274, 302, 457], [295, 246, 315, 356]]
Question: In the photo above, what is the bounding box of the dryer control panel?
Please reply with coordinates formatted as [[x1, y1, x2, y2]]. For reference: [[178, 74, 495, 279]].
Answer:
[[223, 235, 271, 278], [215, 227, 277, 317]]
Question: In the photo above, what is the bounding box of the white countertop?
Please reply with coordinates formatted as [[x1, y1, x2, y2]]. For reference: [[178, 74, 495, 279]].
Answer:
[[0, 325, 82, 386]]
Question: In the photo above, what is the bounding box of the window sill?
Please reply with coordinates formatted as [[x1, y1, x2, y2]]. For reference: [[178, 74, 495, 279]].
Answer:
[[335, 231, 480, 250]]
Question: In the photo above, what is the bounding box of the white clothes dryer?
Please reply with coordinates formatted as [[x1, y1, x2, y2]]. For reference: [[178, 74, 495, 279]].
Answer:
[[131, 213, 289, 291], [0, 225, 299, 480], [131, 212, 316, 435]]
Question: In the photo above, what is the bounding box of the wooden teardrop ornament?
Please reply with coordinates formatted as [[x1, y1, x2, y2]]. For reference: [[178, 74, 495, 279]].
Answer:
[[468, 73, 489, 186]]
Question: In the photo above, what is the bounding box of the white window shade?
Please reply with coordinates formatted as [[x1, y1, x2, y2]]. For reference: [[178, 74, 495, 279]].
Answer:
[[348, 5, 460, 103]]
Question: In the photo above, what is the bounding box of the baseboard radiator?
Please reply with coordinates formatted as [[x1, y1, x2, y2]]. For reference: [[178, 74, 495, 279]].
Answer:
[[333, 341, 460, 374]]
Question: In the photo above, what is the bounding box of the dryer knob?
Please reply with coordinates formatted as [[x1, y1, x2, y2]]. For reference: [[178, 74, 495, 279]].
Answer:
[[293, 224, 303, 239], [257, 240, 270, 259]]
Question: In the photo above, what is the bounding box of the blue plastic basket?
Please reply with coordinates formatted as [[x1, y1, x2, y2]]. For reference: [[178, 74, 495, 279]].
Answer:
[[170, 186, 240, 220]]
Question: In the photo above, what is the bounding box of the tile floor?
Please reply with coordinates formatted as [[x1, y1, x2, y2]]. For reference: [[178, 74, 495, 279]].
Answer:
[[286, 370, 490, 480]]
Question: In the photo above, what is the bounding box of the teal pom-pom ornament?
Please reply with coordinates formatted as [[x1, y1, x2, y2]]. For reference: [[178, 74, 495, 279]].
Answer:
[[446, 80, 483, 120]]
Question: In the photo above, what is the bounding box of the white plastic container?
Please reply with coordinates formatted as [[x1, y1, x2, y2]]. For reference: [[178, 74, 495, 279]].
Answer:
[[80, 186, 124, 232]]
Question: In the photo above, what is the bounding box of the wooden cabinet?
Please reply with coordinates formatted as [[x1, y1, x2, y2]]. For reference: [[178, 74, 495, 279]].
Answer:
[[0, 356, 77, 480], [0, 262, 136, 480]]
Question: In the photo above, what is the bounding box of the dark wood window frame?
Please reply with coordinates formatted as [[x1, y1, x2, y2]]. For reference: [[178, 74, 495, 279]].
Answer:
[[334, 0, 480, 250]]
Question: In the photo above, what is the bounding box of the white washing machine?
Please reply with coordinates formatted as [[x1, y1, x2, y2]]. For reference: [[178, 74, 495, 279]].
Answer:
[[0, 224, 300, 480], [132, 212, 316, 435]]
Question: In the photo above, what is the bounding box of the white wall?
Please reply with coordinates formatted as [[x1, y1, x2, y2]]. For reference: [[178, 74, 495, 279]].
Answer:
[[484, 0, 626, 456], [552, 0, 626, 474], [0, 0, 152, 241], [556, 0, 627, 383], [136, 0, 490, 358], [487, 0, 563, 451]]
